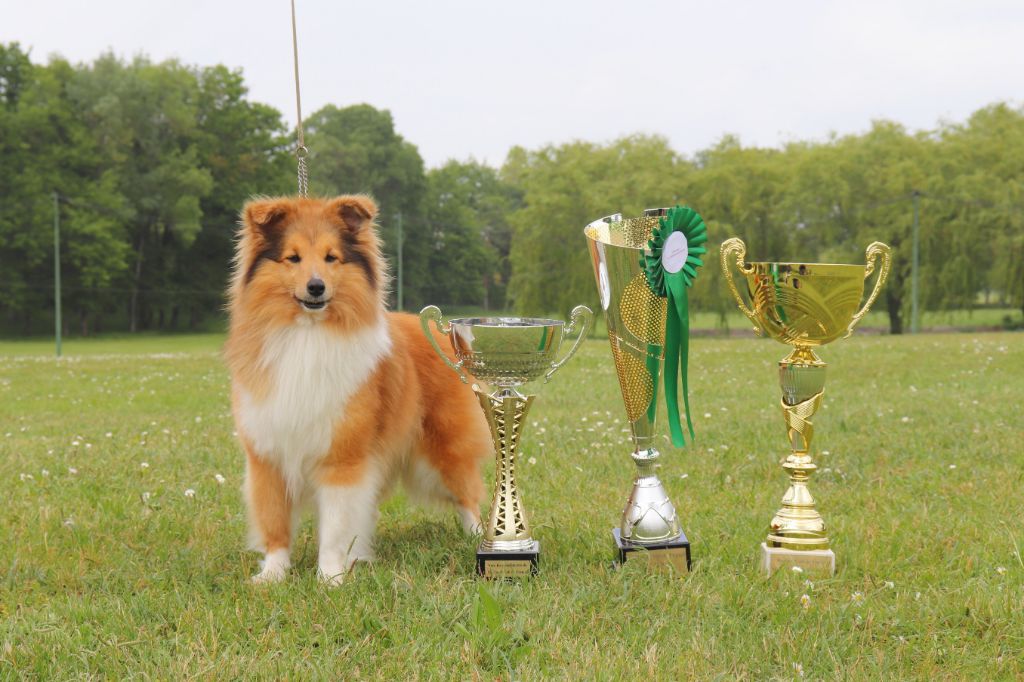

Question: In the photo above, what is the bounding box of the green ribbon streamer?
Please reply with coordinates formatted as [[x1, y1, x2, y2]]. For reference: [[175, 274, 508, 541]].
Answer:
[[639, 206, 707, 448], [663, 268, 694, 446]]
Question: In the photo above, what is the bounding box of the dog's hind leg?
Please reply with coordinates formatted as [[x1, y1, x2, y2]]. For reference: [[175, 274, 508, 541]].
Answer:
[[416, 416, 490, 536], [244, 448, 293, 584]]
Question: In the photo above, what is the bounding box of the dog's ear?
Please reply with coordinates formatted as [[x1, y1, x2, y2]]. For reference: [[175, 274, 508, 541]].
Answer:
[[330, 195, 378, 233], [241, 198, 292, 242]]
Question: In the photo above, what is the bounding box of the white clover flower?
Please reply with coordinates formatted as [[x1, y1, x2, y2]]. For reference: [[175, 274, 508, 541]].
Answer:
[[41, 469, 50, 477], [142, 492, 151, 503], [996, 566, 1007, 575], [140, 462, 149, 469], [792, 662, 804, 677], [791, 566, 804, 574], [703, 412, 711, 419], [851, 591, 864, 605], [679, 473, 689, 479], [527, 457, 537, 465], [900, 416, 910, 423], [949, 464, 957, 470], [800, 594, 811, 609], [215, 474, 226, 485], [68, 467, 78, 475], [884, 580, 895, 589], [194, 416, 202, 423], [804, 579, 814, 590], [105, 432, 113, 438], [184, 488, 196, 498]]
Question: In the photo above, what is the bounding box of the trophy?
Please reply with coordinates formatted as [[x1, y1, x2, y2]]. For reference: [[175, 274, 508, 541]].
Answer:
[[419, 305, 593, 578], [584, 207, 708, 573], [720, 237, 892, 575]]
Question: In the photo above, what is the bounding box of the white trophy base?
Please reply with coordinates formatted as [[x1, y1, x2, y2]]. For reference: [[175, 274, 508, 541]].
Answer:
[[760, 542, 836, 576]]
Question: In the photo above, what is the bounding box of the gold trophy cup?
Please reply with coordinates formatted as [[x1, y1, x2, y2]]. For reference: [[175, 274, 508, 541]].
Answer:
[[720, 238, 891, 575], [585, 209, 703, 572]]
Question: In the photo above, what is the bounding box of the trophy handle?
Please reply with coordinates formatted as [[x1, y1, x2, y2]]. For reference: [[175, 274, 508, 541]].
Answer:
[[845, 241, 892, 338], [719, 237, 761, 335], [418, 305, 469, 384], [544, 305, 593, 383]]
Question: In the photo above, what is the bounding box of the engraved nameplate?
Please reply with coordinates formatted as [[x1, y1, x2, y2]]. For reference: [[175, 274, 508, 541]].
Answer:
[[483, 560, 534, 579]]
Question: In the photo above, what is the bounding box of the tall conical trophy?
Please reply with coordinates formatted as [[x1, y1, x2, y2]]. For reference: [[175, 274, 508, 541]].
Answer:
[[584, 206, 707, 572], [420, 306, 592, 578], [720, 238, 891, 575]]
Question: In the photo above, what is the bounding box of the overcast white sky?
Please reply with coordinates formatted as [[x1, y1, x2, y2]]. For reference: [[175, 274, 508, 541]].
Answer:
[[4, 0, 1022, 168]]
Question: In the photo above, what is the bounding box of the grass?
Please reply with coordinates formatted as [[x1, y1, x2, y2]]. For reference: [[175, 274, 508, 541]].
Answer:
[[0, 330, 1022, 679]]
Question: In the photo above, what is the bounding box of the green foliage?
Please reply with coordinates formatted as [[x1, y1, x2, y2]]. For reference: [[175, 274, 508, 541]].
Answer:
[[304, 104, 432, 308], [423, 160, 519, 308], [1, 41, 1022, 335], [504, 135, 689, 318], [0, 47, 293, 335], [503, 117, 1024, 333]]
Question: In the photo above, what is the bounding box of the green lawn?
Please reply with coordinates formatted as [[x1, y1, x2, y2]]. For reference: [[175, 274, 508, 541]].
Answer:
[[1, 332, 1022, 678]]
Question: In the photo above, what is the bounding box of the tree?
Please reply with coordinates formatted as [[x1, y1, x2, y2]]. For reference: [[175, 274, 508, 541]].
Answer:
[[504, 135, 690, 317], [422, 160, 519, 308], [68, 54, 213, 332], [304, 104, 428, 308], [179, 64, 292, 329]]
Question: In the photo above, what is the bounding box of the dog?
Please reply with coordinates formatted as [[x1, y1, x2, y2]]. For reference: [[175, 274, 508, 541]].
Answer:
[[225, 195, 490, 585]]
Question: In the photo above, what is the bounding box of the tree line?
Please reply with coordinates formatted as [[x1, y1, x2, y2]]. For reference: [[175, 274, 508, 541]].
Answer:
[[1, 43, 1021, 336]]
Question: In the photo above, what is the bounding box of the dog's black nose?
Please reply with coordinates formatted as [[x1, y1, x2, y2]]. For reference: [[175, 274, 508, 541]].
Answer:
[[306, 278, 325, 297]]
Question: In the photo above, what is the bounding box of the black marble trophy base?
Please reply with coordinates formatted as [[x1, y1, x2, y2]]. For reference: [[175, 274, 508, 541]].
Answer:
[[613, 527, 691, 573], [476, 540, 540, 579]]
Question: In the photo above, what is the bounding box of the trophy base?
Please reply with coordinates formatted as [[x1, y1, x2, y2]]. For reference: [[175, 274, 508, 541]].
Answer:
[[476, 541, 540, 579], [613, 528, 691, 573], [760, 542, 835, 576]]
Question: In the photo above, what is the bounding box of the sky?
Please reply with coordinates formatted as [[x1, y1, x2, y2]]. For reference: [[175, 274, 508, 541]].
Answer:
[[4, 0, 1023, 168]]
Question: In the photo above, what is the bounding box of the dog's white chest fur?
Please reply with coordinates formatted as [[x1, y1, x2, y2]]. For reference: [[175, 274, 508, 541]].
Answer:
[[237, 317, 391, 496]]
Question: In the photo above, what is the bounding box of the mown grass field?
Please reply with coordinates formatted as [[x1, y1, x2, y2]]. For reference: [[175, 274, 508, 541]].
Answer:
[[1, 330, 1021, 679]]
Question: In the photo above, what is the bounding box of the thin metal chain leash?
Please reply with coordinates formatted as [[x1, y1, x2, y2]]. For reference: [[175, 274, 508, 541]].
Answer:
[[291, 0, 309, 196]]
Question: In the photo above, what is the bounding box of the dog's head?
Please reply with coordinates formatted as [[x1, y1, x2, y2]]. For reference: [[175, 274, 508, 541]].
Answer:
[[231, 195, 386, 331]]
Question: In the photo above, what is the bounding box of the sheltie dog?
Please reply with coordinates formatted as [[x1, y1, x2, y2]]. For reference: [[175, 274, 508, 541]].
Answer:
[[225, 195, 490, 585]]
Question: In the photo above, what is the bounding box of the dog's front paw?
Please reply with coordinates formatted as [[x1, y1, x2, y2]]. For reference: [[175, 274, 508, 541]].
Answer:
[[318, 551, 373, 587], [251, 548, 290, 585]]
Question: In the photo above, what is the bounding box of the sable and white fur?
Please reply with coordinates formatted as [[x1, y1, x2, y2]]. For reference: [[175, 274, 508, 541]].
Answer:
[[225, 195, 490, 585]]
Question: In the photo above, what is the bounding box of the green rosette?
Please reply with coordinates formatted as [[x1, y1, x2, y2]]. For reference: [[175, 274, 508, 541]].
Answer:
[[640, 206, 707, 447]]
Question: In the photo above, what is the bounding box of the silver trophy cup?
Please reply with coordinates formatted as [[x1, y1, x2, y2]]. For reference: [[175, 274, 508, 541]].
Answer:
[[420, 305, 593, 578]]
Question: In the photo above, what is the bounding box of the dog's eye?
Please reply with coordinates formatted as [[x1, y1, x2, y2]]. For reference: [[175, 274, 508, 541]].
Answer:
[[286, 255, 301, 263], [325, 254, 337, 263]]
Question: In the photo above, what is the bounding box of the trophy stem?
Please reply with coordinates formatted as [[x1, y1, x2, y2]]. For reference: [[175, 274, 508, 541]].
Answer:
[[767, 347, 830, 551], [476, 387, 537, 554]]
